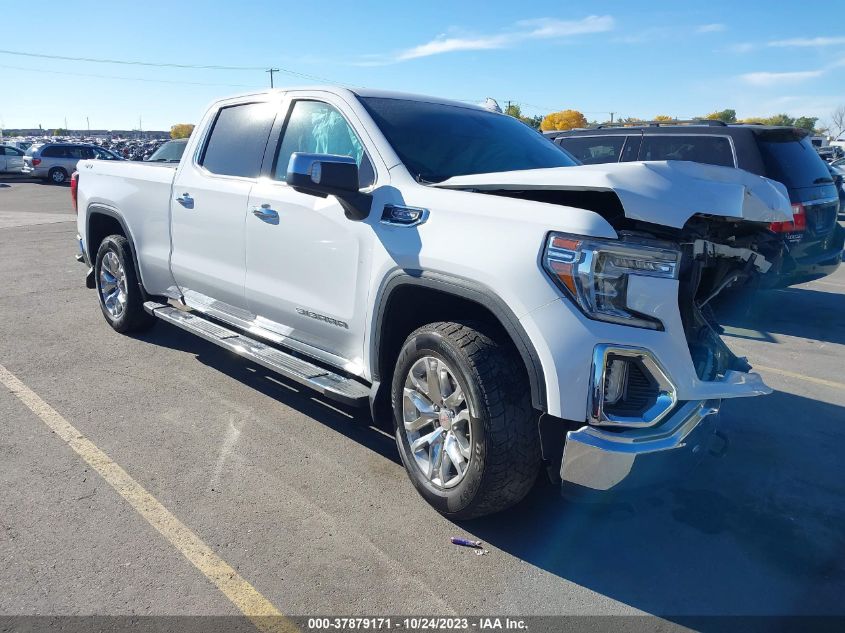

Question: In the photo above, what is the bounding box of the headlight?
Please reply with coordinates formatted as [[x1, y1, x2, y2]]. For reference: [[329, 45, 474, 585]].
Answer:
[[543, 233, 680, 330]]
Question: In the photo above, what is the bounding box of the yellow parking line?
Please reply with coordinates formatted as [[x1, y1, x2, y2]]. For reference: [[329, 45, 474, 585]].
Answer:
[[0, 363, 296, 633], [754, 364, 845, 391]]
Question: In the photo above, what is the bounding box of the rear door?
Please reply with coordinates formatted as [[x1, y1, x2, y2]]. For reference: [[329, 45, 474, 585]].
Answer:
[[5, 146, 24, 172], [1, 146, 20, 172], [243, 94, 378, 369], [169, 99, 277, 310], [65, 146, 90, 174]]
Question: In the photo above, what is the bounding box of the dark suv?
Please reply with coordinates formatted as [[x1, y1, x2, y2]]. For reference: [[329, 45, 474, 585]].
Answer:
[[551, 122, 843, 286]]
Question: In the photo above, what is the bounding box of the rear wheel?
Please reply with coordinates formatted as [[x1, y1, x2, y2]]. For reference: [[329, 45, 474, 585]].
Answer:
[[391, 321, 541, 519], [94, 235, 155, 333], [48, 167, 68, 184]]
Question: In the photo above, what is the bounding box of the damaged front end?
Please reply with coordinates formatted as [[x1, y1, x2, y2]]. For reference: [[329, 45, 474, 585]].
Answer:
[[558, 220, 784, 493], [625, 215, 786, 383], [563, 217, 789, 491], [437, 161, 794, 492]]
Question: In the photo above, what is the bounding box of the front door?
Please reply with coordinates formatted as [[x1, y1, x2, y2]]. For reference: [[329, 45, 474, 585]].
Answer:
[[244, 97, 377, 370], [170, 99, 276, 310]]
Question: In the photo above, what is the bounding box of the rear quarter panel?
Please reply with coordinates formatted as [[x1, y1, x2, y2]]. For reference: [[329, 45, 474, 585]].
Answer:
[[77, 160, 178, 294]]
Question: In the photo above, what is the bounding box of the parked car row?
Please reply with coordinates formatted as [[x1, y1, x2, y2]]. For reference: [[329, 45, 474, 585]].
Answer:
[[21, 143, 124, 184], [3, 138, 190, 184], [547, 121, 844, 287], [817, 145, 844, 162]]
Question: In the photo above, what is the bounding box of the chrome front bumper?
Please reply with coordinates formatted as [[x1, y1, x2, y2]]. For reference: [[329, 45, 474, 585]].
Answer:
[[560, 399, 721, 492]]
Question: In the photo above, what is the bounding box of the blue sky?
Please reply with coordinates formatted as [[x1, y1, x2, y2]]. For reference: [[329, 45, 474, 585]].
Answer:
[[1, 0, 844, 131]]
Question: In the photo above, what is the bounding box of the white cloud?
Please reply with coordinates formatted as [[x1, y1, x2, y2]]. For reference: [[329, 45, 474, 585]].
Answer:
[[739, 70, 825, 86], [516, 15, 616, 39], [396, 35, 509, 61], [726, 42, 755, 53], [697, 23, 726, 33], [768, 36, 845, 47], [366, 15, 615, 64]]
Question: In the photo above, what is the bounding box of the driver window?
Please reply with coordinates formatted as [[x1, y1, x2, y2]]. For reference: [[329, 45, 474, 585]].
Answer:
[[274, 100, 374, 188]]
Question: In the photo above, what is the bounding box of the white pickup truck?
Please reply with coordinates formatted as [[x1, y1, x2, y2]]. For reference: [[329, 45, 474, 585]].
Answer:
[[73, 87, 792, 517]]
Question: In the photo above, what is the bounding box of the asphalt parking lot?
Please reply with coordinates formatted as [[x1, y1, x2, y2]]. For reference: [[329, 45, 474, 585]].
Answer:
[[0, 180, 843, 626]]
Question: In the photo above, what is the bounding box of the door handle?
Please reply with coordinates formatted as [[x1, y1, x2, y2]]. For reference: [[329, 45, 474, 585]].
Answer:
[[251, 204, 279, 224], [176, 193, 194, 209]]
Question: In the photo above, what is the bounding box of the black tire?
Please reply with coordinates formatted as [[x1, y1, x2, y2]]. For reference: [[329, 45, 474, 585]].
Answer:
[[391, 321, 541, 519], [48, 167, 68, 185], [94, 235, 155, 333]]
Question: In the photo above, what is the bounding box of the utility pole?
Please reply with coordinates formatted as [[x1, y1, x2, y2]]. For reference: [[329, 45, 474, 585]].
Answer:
[[266, 68, 280, 88], [609, 112, 615, 124], [86, 116, 90, 136]]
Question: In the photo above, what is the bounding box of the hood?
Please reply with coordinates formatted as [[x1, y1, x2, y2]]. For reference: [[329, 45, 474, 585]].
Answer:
[[435, 161, 793, 229]]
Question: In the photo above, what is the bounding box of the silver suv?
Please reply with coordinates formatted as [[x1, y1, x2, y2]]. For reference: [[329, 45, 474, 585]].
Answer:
[[23, 143, 121, 184]]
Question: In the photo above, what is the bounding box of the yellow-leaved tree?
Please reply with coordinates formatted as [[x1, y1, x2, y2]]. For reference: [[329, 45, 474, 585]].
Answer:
[[653, 115, 674, 121], [170, 124, 195, 139], [540, 110, 588, 132]]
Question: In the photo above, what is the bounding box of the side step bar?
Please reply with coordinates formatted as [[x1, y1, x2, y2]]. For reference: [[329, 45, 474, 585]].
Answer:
[[143, 302, 370, 407]]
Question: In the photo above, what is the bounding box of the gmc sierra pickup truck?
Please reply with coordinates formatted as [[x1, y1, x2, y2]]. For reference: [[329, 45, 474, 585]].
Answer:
[[73, 87, 793, 518]]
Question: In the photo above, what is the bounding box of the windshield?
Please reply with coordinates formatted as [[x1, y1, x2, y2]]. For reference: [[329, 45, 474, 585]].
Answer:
[[147, 140, 187, 162], [358, 96, 577, 182]]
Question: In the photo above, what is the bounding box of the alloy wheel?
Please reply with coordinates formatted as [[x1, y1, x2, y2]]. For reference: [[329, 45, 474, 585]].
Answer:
[[99, 251, 127, 319], [402, 356, 473, 488]]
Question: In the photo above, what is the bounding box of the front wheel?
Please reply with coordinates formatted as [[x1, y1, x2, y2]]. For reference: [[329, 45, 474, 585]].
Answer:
[[94, 235, 155, 333], [391, 321, 541, 519]]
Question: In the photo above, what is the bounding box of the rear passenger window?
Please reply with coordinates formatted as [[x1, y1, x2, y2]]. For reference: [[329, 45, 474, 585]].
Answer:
[[42, 146, 66, 158], [639, 136, 734, 167], [199, 102, 275, 178], [556, 136, 627, 164]]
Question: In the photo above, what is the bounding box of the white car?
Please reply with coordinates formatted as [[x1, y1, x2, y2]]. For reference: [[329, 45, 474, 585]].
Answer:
[[1, 145, 25, 173], [73, 87, 792, 517]]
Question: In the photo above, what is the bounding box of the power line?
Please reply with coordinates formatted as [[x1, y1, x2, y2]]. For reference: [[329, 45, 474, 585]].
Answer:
[[0, 48, 349, 85], [0, 63, 256, 88], [0, 48, 265, 71]]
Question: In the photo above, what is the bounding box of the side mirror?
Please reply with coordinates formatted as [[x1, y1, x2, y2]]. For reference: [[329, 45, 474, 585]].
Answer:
[[286, 152, 371, 221]]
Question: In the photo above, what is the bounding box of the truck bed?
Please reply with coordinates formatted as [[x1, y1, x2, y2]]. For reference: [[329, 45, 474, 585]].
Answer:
[[76, 160, 178, 294]]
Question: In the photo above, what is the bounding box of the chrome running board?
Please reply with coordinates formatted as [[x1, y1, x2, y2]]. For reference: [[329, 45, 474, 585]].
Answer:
[[143, 301, 369, 407]]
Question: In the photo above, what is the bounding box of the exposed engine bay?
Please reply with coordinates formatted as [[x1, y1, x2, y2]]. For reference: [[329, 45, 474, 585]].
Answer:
[[616, 216, 784, 381], [476, 186, 786, 382]]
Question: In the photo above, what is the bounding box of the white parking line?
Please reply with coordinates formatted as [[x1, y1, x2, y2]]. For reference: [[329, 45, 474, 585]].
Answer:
[[754, 364, 845, 391], [0, 362, 297, 633]]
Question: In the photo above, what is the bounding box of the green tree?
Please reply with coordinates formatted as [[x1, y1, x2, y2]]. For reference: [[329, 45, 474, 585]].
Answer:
[[616, 116, 644, 126], [764, 113, 795, 127], [703, 109, 737, 123], [504, 104, 543, 129], [793, 116, 818, 131], [52, 128, 68, 136], [504, 103, 523, 118], [170, 123, 195, 139]]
